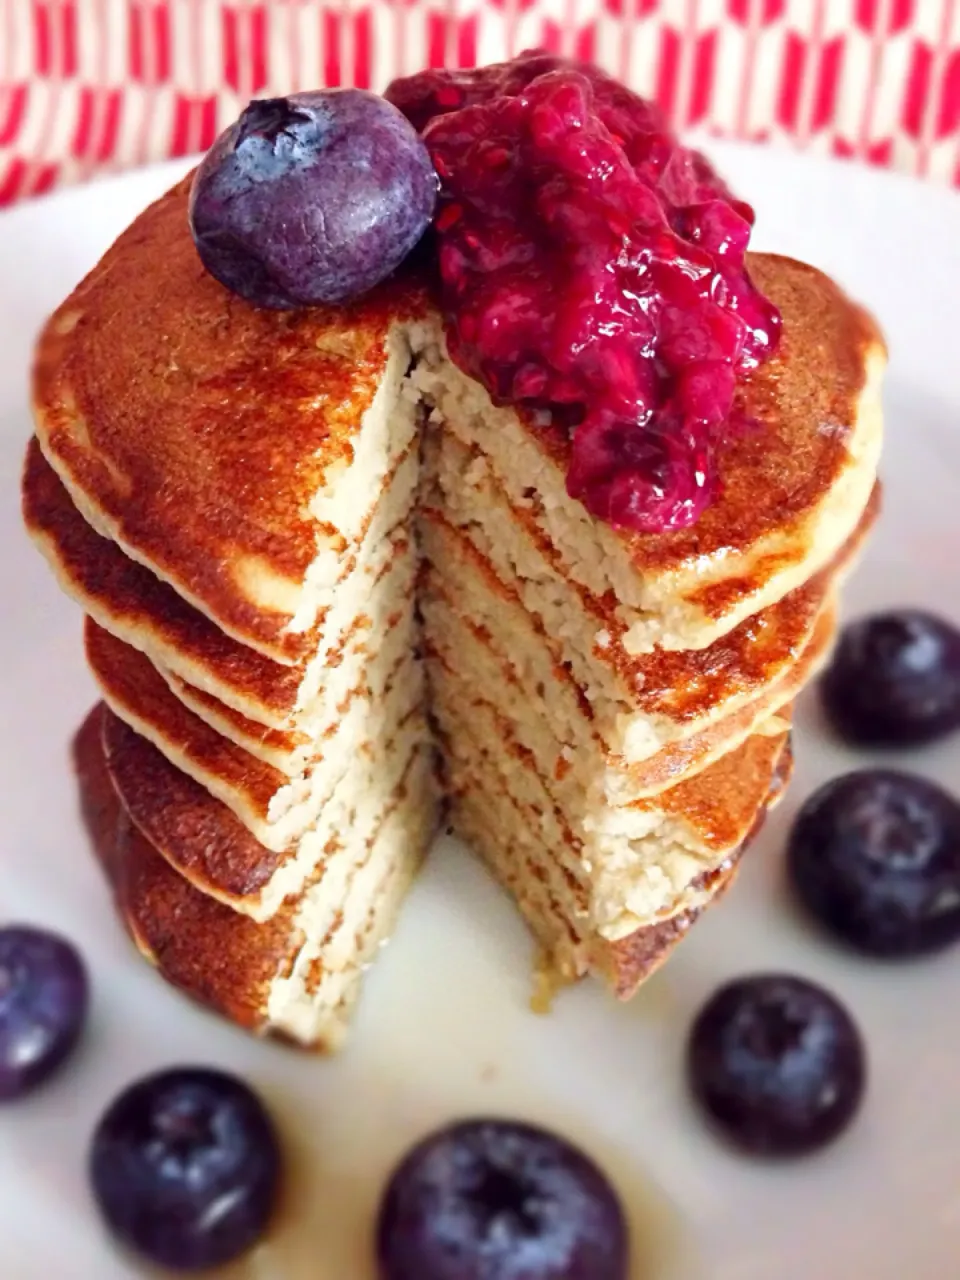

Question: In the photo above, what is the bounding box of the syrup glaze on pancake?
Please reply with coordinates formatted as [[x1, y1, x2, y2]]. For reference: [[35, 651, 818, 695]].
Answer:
[[32, 178, 881, 660], [76, 705, 791, 1017], [32, 175, 428, 659]]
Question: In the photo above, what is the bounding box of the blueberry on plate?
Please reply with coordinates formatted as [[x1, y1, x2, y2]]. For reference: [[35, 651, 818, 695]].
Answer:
[[788, 769, 960, 956], [0, 924, 88, 1101], [376, 1118, 628, 1280], [189, 90, 437, 308], [687, 974, 865, 1157], [821, 609, 960, 747], [89, 1066, 281, 1271]]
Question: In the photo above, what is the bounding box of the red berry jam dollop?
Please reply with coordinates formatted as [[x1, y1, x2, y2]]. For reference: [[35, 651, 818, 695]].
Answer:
[[386, 52, 781, 534]]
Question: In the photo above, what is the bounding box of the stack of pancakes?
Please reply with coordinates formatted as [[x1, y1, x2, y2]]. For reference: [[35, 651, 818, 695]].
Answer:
[[23, 177, 884, 1047]]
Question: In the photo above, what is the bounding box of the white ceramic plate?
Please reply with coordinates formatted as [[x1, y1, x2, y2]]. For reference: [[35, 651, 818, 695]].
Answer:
[[2, 146, 959, 1280]]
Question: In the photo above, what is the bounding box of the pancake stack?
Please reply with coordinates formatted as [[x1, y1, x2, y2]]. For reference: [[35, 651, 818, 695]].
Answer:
[[23, 177, 884, 1046], [24, 178, 440, 1051]]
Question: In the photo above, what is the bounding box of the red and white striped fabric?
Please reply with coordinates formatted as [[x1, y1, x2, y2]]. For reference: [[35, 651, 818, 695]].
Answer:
[[1, 0, 959, 206]]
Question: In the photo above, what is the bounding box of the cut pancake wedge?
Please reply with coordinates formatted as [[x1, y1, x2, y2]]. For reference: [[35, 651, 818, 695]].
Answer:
[[419, 464, 876, 768], [433, 655, 795, 946], [439, 717, 793, 995]]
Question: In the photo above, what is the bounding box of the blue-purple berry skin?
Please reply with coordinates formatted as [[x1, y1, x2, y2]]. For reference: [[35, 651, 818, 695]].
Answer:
[[821, 610, 960, 747], [376, 1118, 628, 1280], [189, 90, 437, 308], [687, 974, 866, 1157], [0, 925, 88, 1101], [89, 1066, 281, 1271], [788, 769, 960, 957]]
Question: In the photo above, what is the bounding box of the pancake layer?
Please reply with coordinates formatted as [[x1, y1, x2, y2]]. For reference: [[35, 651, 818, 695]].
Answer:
[[76, 707, 436, 1049]]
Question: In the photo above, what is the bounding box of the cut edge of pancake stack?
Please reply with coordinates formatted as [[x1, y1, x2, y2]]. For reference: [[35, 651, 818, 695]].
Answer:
[[23, 178, 444, 1051], [409, 256, 883, 992], [22, 177, 884, 1049]]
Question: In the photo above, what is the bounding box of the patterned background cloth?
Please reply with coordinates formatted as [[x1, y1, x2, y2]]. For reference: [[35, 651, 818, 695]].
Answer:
[[1, 0, 959, 207]]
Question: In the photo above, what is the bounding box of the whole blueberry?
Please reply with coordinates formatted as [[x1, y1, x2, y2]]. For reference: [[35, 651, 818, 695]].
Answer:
[[788, 769, 960, 956], [189, 90, 437, 308], [821, 610, 960, 747], [376, 1118, 628, 1280], [687, 974, 865, 1156], [0, 925, 88, 1101], [90, 1067, 281, 1271]]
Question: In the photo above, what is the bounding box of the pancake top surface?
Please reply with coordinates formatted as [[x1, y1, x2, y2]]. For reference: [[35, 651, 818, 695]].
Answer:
[[33, 175, 426, 649], [530, 252, 883, 585], [33, 181, 881, 650]]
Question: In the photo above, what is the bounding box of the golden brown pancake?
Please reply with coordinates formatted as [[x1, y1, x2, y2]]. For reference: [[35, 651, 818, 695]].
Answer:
[[604, 736, 792, 998], [76, 706, 434, 1047], [86, 614, 424, 841], [32, 176, 428, 661], [76, 707, 292, 1032], [23, 437, 303, 721], [102, 708, 297, 904]]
